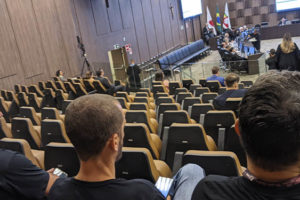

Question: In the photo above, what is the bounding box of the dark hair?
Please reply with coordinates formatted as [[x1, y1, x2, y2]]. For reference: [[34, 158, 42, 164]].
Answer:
[[85, 71, 93, 79], [225, 73, 239, 87], [212, 66, 219, 75], [269, 49, 276, 55], [56, 70, 61, 77], [96, 69, 103, 77], [155, 72, 164, 81], [65, 94, 124, 161], [239, 71, 300, 171]]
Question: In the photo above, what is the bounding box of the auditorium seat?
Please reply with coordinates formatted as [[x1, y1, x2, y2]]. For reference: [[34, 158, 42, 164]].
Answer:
[[21, 85, 29, 94], [73, 83, 88, 97], [116, 92, 133, 102], [225, 97, 242, 114], [241, 80, 253, 87], [0, 138, 44, 169], [152, 81, 163, 86], [206, 81, 221, 93], [169, 81, 182, 95], [83, 80, 96, 93], [174, 88, 189, 97], [203, 110, 236, 149], [41, 119, 70, 147], [19, 107, 41, 126], [45, 142, 79, 177], [28, 93, 42, 113], [189, 103, 214, 123], [182, 150, 243, 176], [133, 97, 155, 110], [154, 92, 169, 100], [17, 92, 29, 107], [182, 97, 202, 111], [125, 110, 158, 134], [0, 90, 8, 101], [194, 87, 210, 97], [38, 81, 46, 92], [152, 85, 168, 97], [129, 103, 156, 119], [41, 88, 56, 108], [7, 92, 20, 119], [61, 100, 72, 114], [124, 123, 161, 159], [162, 123, 217, 168], [55, 89, 69, 110], [12, 117, 41, 150], [157, 103, 181, 121], [46, 80, 58, 91], [176, 92, 193, 104], [116, 97, 129, 109], [0, 117, 12, 138], [159, 110, 196, 138], [28, 85, 44, 97], [14, 84, 22, 94], [0, 97, 11, 122], [199, 79, 207, 87], [116, 147, 172, 183], [155, 97, 175, 106], [218, 87, 226, 95], [189, 84, 202, 94], [41, 107, 65, 121], [135, 92, 154, 103], [92, 80, 107, 94], [6, 91, 16, 102], [64, 82, 77, 99], [201, 92, 218, 103], [182, 79, 194, 89], [139, 88, 153, 97], [55, 81, 67, 93]]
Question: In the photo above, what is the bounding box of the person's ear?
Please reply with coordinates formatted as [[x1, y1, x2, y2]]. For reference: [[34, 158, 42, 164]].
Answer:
[[109, 133, 120, 152], [235, 119, 241, 136]]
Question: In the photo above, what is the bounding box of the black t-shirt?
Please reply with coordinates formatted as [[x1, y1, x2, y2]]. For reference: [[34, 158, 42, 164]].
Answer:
[[48, 177, 165, 200], [192, 175, 300, 200], [0, 149, 49, 200]]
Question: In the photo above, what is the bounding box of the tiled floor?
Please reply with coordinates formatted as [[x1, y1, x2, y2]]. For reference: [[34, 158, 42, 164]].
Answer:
[[177, 36, 300, 83]]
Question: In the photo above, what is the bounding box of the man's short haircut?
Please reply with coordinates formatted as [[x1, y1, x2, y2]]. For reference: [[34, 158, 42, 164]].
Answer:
[[96, 70, 101, 77], [211, 66, 219, 75], [65, 94, 123, 161], [239, 71, 300, 171], [225, 73, 240, 87]]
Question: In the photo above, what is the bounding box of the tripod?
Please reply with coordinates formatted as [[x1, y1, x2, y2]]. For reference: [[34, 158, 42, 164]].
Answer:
[[77, 36, 95, 76]]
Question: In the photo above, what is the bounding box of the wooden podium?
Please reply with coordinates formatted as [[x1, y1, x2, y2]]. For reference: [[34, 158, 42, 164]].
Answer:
[[108, 47, 129, 83], [209, 37, 218, 50], [248, 53, 265, 75]]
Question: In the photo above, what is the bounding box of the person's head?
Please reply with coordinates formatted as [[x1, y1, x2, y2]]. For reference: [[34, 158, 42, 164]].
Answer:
[[224, 33, 229, 38], [239, 27, 244, 32], [221, 42, 226, 48], [281, 33, 295, 53], [65, 94, 124, 163], [85, 71, 93, 79], [225, 73, 239, 88], [211, 66, 220, 75], [130, 59, 135, 65], [155, 71, 164, 81], [237, 71, 300, 172], [96, 69, 104, 77], [56, 70, 63, 77], [269, 49, 276, 56]]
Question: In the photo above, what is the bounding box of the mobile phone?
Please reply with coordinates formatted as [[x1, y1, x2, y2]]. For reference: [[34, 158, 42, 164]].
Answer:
[[155, 176, 174, 198], [53, 168, 68, 178]]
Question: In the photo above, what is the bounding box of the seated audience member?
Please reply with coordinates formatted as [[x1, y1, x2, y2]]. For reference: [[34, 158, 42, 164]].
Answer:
[[0, 113, 58, 199], [48, 94, 203, 200], [127, 59, 141, 89], [155, 71, 170, 90], [95, 69, 125, 94], [206, 66, 225, 86], [278, 17, 288, 26], [56, 70, 67, 82], [85, 71, 94, 83], [213, 73, 247, 110], [275, 33, 300, 71], [265, 49, 277, 70], [192, 71, 300, 199]]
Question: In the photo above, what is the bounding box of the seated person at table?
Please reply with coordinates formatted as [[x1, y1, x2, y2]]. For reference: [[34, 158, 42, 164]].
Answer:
[[95, 69, 125, 94], [213, 73, 246, 110], [48, 94, 204, 200], [206, 66, 225, 86], [193, 71, 300, 200]]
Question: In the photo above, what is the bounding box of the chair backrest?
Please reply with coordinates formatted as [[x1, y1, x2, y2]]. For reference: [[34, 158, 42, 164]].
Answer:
[[19, 106, 41, 125], [55, 81, 67, 93], [0, 117, 12, 138], [41, 107, 61, 120], [154, 92, 169, 99], [83, 80, 95, 92], [176, 92, 193, 104], [116, 92, 130, 102], [46, 80, 58, 91], [124, 123, 159, 159], [194, 87, 210, 97], [28, 85, 44, 97], [152, 81, 163, 86], [152, 85, 167, 96], [28, 93, 41, 113], [0, 138, 42, 168], [125, 111, 155, 133], [206, 81, 221, 93], [218, 87, 226, 95], [45, 142, 80, 177], [182, 97, 202, 111], [155, 97, 174, 106], [190, 103, 214, 123], [139, 88, 152, 97], [64, 82, 77, 95], [201, 92, 218, 103], [14, 84, 22, 94], [133, 97, 150, 105], [0, 90, 8, 101], [135, 92, 148, 98], [165, 124, 216, 167], [182, 150, 243, 176], [241, 80, 253, 87], [182, 79, 194, 89], [169, 81, 182, 95], [41, 119, 70, 147], [116, 97, 129, 109], [238, 83, 244, 89], [41, 88, 56, 108], [189, 84, 201, 94], [12, 117, 41, 149], [225, 98, 242, 114], [38, 81, 46, 91], [17, 92, 29, 107], [21, 85, 29, 94], [199, 79, 207, 87], [157, 103, 181, 120], [174, 88, 188, 96], [0, 97, 10, 122], [203, 110, 236, 144], [129, 103, 148, 111], [73, 83, 88, 97], [115, 147, 159, 183], [62, 100, 72, 114], [55, 90, 67, 110], [93, 80, 107, 94]]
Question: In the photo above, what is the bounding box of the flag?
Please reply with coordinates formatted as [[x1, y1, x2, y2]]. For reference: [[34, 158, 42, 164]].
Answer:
[[206, 6, 216, 35], [216, 5, 222, 33], [223, 2, 231, 29]]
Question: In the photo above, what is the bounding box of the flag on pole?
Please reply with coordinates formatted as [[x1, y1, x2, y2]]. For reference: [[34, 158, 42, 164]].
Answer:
[[206, 6, 217, 35], [223, 2, 231, 29], [216, 5, 222, 33]]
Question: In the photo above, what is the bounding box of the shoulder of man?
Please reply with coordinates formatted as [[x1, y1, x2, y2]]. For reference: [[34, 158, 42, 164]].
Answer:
[[125, 179, 164, 198]]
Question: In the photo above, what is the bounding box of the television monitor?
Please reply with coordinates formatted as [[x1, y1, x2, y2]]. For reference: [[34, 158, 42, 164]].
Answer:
[[180, 0, 203, 19], [276, 0, 300, 12]]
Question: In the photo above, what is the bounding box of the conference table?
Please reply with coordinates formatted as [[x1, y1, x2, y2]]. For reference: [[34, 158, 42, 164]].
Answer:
[[260, 23, 300, 40]]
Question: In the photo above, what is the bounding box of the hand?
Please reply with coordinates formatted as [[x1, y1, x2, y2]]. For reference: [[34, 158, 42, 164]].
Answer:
[[0, 112, 3, 118], [47, 168, 55, 174]]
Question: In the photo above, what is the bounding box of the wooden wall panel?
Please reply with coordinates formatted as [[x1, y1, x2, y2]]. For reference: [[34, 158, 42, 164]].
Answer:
[[6, 0, 48, 80], [168, 0, 180, 45], [107, 0, 123, 32], [91, 0, 110, 35], [119, 0, 135, 29], [160, 0, 174, 49]]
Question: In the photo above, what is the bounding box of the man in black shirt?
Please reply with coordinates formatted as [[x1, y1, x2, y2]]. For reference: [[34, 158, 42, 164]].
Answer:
[[95, 69, 125, 94], [192, 71, 300, 199], [213, 73, 247, 110], [49, 94, 203, 200]]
